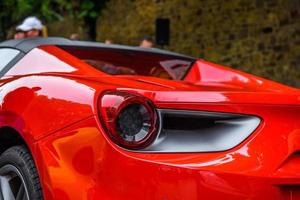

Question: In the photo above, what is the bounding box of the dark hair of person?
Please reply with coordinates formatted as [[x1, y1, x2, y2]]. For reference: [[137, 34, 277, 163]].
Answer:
[[141, 36, 153, 42]]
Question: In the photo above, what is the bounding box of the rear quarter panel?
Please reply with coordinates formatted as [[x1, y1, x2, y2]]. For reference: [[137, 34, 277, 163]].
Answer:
[[0, 75, 97, 142]]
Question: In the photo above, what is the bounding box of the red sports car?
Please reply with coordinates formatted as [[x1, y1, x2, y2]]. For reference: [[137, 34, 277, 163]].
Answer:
[[0, 37, 299, 200]]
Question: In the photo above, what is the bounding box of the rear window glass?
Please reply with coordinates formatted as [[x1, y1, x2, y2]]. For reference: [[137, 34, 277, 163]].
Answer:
[[0, 48, 20, 72], [60, 46, 194, 80]]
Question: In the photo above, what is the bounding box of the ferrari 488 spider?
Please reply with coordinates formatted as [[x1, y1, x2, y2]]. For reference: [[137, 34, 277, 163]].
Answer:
[[0, 37, 299, 200]]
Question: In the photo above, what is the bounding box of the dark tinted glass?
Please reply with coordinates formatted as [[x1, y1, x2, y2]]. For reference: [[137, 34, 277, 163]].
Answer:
[[61, 47, 194, 80]]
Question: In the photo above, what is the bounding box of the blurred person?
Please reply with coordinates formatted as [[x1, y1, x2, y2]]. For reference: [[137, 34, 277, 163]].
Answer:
[[16, 16, 43, 38], [70, 33, 80, 40], [14, 30, 25, 39], [139, 36, 154, 48], [105, 39, 113, 44]]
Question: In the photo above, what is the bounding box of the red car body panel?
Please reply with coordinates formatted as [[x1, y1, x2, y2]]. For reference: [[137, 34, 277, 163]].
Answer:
[[0, 40, 300, 199]]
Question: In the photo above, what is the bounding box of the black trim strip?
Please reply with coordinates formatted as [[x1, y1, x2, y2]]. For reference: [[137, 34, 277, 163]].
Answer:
[[0, 37, 195, 60]]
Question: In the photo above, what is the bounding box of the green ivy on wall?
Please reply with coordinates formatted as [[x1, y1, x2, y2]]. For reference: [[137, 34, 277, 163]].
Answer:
[[97, 0, 300, 87]]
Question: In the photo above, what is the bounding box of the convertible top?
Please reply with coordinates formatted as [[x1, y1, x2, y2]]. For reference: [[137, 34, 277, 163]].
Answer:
[[0, 37, 194, 60]]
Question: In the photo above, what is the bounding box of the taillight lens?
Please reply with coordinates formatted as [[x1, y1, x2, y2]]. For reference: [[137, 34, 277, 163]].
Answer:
[[99, 91, 158, 150]]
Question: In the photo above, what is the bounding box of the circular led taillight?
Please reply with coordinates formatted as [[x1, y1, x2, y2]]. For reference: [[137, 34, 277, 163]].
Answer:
[[99, 91, 158, 150]]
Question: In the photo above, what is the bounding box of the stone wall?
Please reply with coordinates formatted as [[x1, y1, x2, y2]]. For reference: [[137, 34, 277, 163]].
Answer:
[[97, 0, 300, 87]]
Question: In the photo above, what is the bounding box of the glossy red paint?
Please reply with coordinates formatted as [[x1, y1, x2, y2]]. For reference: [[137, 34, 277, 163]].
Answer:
[[1, 44, 300, 199]]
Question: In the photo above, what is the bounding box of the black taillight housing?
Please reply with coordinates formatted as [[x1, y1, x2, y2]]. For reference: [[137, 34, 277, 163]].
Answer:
[[99, 91, 158, 150]]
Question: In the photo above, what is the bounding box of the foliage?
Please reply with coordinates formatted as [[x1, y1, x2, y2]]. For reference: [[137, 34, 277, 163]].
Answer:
[[0, 0, 109, 40], [0, 0, 66, 39], [97, 0, 300, 87], [97, 0, 157, 44]]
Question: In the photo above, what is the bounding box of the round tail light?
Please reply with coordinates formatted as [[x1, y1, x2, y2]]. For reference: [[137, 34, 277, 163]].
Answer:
[[99, 91, 158, 150]]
